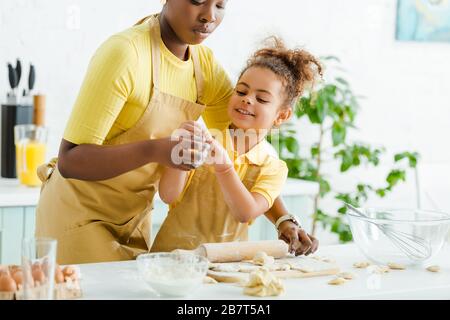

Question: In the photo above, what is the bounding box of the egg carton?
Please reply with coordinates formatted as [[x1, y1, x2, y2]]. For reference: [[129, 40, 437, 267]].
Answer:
[[0, 264, 82, 300], [0, 279, 82, 300]]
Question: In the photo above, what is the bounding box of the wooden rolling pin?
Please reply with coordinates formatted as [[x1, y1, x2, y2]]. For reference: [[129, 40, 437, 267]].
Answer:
[[173, 240, 289, 263]]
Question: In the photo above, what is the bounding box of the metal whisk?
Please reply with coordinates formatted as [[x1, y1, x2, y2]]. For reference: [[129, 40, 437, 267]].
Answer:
[[345, 203, 432, 261]]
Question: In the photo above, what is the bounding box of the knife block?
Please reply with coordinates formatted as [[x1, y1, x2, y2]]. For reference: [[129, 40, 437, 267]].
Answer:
[[1, 104, 34, 178]]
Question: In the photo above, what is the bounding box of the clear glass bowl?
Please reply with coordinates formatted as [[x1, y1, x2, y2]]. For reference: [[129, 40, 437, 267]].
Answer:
[[346, 208, 450, 266], [136, 252, 208, 297]]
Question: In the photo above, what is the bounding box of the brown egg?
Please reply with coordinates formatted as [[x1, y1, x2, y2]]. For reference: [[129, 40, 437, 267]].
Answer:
[[11, 270, 24, 286], [31, 264, 46, 284], [0, 274, 18, 292], [8, 265, 21, 274], [0, 266, 8, 276], [55, 266, 64, 284], [62, 266, 76, 277]]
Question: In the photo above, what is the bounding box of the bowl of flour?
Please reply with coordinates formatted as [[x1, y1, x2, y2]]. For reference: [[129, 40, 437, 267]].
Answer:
[[136, 252, 208, 297]]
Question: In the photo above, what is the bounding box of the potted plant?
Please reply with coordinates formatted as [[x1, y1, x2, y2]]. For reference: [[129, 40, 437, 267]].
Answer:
[[267, 56, 419, 242]]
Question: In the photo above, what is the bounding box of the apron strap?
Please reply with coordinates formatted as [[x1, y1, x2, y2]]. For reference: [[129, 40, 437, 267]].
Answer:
[[190, 47, 205, 103], [134, 14, 155, 26], [149, 16, 162, 90]]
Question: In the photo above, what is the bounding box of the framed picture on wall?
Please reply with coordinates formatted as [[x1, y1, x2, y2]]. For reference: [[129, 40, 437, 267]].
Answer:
[[396, 0, 450, 42]]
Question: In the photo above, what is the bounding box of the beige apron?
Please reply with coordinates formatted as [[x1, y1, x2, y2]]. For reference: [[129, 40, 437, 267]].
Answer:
[[35, 15, 206, 264], [151, 162, 263, 253]]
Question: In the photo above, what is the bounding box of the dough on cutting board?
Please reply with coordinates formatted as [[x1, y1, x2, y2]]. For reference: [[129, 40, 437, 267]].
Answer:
[[252, 252, 275, 266], [337, 272, 355, 280], [209, 263, 242, 273], [353, 261, 371, 269], [203, 276, 218, 284], [209, 255, 337, 277], [387, 262, 406, 270], [370, 265, 390, 274], [243, 268, 284, 297], [426, 265, 440, 273], [328, 277, 346, 285]]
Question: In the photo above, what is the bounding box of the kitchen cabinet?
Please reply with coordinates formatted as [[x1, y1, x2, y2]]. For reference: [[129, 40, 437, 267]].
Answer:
[[0, 178, 318, 264], [0, 206, 36, 264]]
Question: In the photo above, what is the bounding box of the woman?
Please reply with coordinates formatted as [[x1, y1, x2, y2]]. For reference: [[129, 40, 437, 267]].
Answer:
[[36, 0, 317, 264], [152, 37, 322, 252]]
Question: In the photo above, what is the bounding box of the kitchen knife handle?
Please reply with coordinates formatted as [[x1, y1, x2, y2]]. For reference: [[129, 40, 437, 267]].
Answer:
[[7, 63, 18, 89], [16, 59, 22, 86], [29, 64, 36, 91]]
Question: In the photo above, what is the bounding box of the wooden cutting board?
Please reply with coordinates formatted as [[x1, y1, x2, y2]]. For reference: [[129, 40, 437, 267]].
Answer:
[[207, 256, 340, 283]]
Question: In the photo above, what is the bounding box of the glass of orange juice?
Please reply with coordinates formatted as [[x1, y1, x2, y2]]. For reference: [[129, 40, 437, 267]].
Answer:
[[14, 124, 48, 187]]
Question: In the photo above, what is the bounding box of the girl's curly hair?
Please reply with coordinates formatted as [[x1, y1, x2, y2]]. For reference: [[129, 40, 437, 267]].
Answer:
[[240, 36, 323, 108]]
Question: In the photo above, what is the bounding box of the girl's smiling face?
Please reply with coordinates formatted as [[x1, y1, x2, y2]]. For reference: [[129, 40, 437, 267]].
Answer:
[[228, 67, 292, 131]]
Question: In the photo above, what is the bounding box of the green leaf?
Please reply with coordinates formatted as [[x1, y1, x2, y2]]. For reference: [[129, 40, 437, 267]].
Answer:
[[332, 122, 346, 146], [307, 108, 321, 124], [315, 94, 327, 123], [386, 170, 406, 187], [376, 188, 387, 197], [335, 148, 353, 172], [338, 228, 353, 242], [296, 97, 309, 118], [311, 145, 320, 158], [285, 136, 299, 155], [335, 77, 349, 87], [331, 220, 341, 233], [394, 151, 420, 168], [337, 206, 347, 214], [319, 178, 331, 196]]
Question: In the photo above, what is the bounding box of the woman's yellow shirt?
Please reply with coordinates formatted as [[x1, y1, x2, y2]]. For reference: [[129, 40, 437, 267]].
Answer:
[[64, 22, 233, 145]]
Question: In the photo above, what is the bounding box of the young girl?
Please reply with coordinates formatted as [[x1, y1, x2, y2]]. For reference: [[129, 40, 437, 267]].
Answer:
[[151, 37, 323, 252]]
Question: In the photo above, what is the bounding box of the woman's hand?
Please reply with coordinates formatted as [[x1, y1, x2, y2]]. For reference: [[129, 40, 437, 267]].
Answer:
[[168, 121, 212, 169], [153, 137, 197, 171], [278, 221, 319, 256]]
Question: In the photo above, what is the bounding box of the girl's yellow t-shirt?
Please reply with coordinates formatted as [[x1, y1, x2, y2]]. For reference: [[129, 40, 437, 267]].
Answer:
[[63, 22, 233, 145]]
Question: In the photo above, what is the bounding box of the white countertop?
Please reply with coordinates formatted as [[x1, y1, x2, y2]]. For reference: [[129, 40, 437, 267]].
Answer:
[[0, 177, 319, 208], [77, 244, 450, 300]]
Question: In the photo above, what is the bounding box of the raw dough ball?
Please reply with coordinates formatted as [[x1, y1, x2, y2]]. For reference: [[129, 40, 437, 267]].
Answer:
[[243, 268, 284, 297], [387, 262, 406, 270], [371, 265, 390, 274], [337, 272, 355, 280], [426, 265, 440, 273], [203, 276, 218, 284], [353, 261, 371, 269], [328, 277, 346, 285], [252, 252, 275, 266], [276, 264, 291, 271]]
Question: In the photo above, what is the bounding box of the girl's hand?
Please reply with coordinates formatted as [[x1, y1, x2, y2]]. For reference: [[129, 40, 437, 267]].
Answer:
[[278, 221, 319, 256], [206, 138, 233, 172]]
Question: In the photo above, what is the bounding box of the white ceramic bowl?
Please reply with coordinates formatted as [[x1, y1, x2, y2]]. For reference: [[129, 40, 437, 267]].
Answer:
[[136, 252, 208, 297], [347, 208, 450, 266]]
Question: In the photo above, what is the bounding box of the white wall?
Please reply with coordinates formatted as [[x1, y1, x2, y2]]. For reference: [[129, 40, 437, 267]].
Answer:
[[1, 0, 449, 218]]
